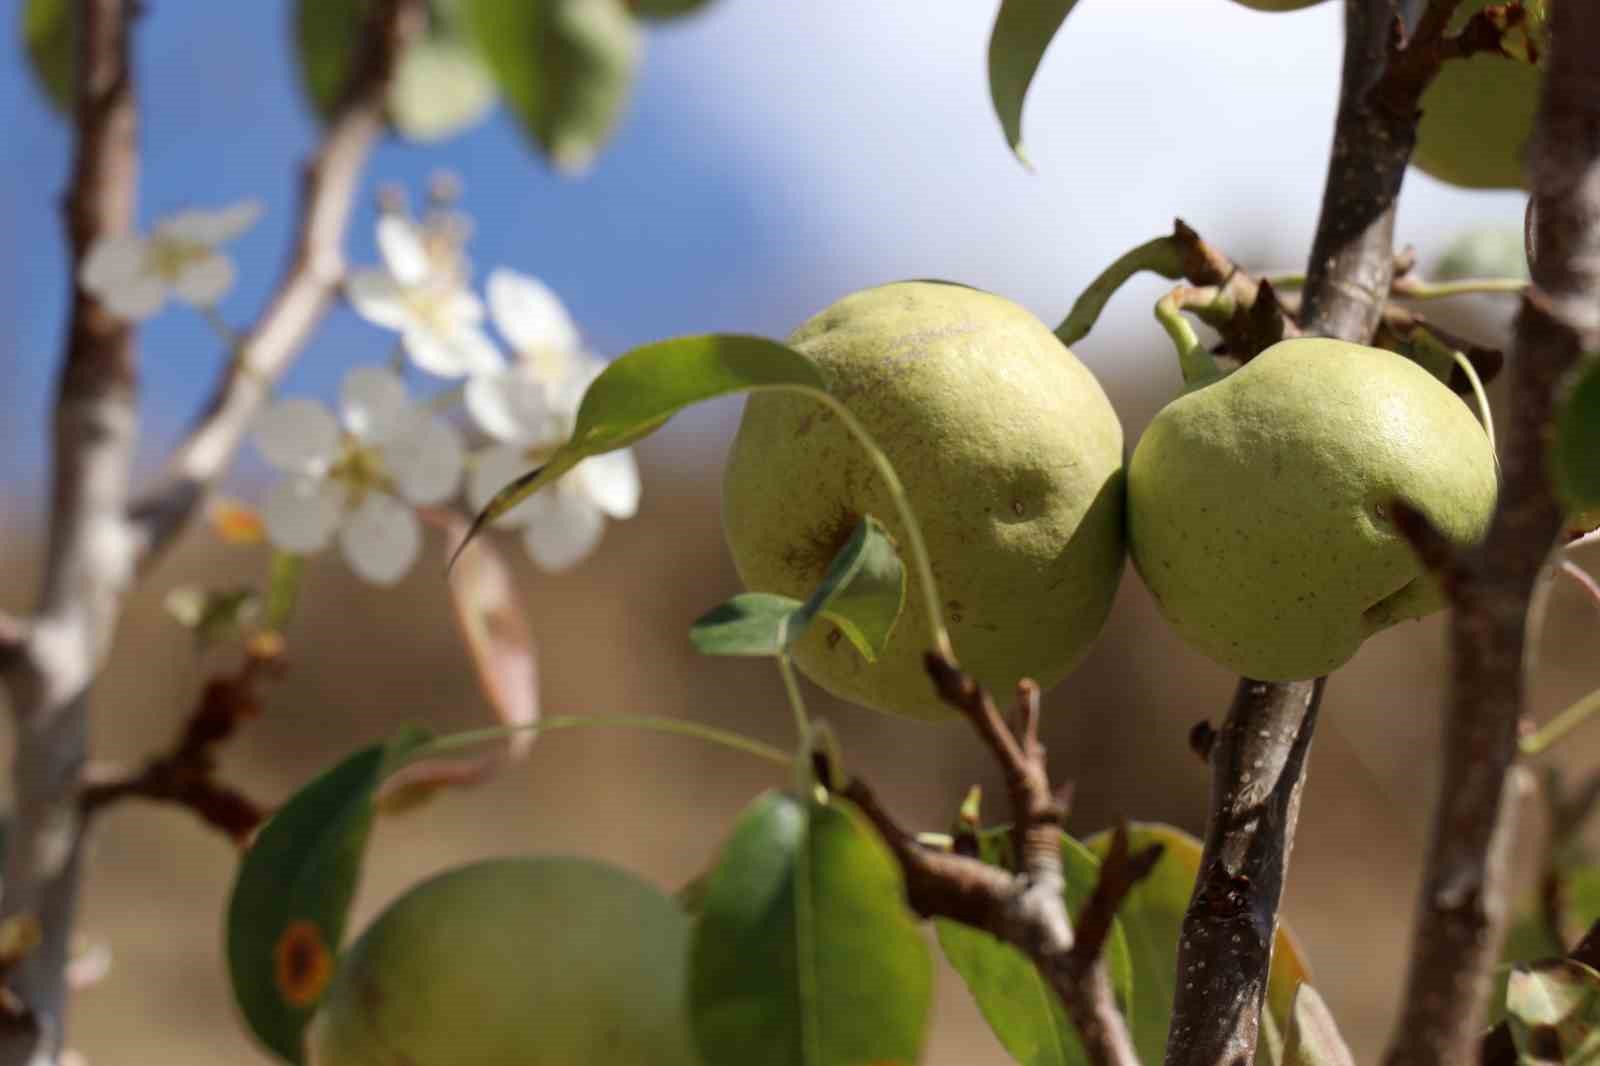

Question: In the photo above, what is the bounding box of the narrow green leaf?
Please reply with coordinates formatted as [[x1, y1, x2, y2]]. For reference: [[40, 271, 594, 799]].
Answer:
[[464, 0, 641, 172], [264, 552, 305, 632], [1555, 358, 1600, 513], [458, 335, 826, 565], [690, 790, 932, 1066], [1085, 823, 1311, 1066], [1282, 985, 1355, 1066], [294, 0, 367, 119], [226, 728, 430, 1063], [987, 0, 1080, 166], [690, 592, 805, 657], [935, 830, 1135, 1066], [1507, 959, 1600, 1065], [21, 0, 72, 115]]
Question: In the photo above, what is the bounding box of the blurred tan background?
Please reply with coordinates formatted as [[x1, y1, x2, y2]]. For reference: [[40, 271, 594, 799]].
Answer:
[[2, 1, 1596, 1064]]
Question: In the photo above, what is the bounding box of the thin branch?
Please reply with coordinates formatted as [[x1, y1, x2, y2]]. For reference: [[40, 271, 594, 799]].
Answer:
[[128, 0, 427, 567], [1380, 3, 1600, 1062]]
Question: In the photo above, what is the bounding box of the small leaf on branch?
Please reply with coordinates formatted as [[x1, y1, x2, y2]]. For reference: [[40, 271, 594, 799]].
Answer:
[[1506, 959, 1600, 1065], [1554, 358, 1600, 513], [689, 790, 932, 1066], [20, 0, 71, 116], [226, 727, 431, 1063], [987, 0, 1081, 166]]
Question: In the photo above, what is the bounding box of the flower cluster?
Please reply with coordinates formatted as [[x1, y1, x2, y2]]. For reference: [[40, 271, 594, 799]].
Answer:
[[251, 199, 641, 584]]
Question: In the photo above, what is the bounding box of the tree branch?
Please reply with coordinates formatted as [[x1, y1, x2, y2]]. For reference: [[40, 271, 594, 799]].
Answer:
[[127, 0, 426, 568], [842, 655, 1160, 1066], [1381, 5, 1600, 1062]]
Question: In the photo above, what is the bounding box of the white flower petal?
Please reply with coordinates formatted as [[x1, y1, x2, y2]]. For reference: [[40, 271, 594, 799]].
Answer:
[[376, 216, 431, 286], [521, 488, 605, 572], [487, 269, 580, 359], [464, 369, 552, 444], [100, 274, 169, 320], [255, 397, 341, 472], [346, 270, 413, 331], [79, 235, 148, 295], [447, 322, 505, 376], [262, 476, 344, 553], [467, 444, 538, 524], [340, 366, 411, 443], [401, 323, 503, 379], [160, 199, 263, 245], [445, 288, 486, 325], [173, 252, 236, 306], [383, 413, 463, 505], [573, 449, 641, 520], [340, 493, 421, 586]]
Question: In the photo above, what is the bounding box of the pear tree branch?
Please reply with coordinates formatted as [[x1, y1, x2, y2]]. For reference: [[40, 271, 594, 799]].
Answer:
[[841, 654, 1162, 1066], [1381, 3, 1600, 1061]]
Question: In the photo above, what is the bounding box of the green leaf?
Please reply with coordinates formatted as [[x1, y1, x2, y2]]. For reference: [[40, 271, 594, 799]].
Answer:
[[1491, 863, 1600, 1025], [934, 830, 1135, 1066], [464, 0, 641, 172], [1554, 358, 1600, 513], [1282, 985, 1355, 1066], [689, 790, 932, 1066], [458, 335, 826, 563], [21, 0, 72, 115], [264, 552, 305, 633], [294, 0, 367, 119], [226, 728, 430, 1063], [987, 0, 1080, 166], [690, 516, 906, 662], [1085, 823, 1311, 1066], [1507, 959, 1600, 1065]]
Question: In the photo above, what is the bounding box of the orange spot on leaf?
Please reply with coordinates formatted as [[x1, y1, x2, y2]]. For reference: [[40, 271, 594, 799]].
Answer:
[[274, 920, 332, 1009]]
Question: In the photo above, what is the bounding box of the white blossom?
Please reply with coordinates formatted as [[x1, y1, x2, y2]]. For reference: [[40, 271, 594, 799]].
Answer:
[[255, 366, 464, 586], [79, 199, 262, 320], [346, 215, 502, 379]]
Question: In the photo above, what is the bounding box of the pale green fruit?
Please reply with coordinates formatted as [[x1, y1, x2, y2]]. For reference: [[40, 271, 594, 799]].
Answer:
[[722, 281, 1126, 720], [1127, 338, 1497, 682], [307, 857, 698, 1066]]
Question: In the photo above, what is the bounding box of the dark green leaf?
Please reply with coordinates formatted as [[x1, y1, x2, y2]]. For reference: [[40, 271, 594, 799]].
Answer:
[[1507, 959, 1600, 1065], [690, 790, 931, 1066], [689, 517, 906, 662], [987, 0, 1080, 165], [458, 335, 825, 563], [226, 728, 430, 1063], [21, 0, 72, 115], [294, 0, 366, 119], [935, 831, 1134, 1066], [627, 0, 714, 19], [690, 592, 805, 657], [1282, 985, 1355, 1066], [1085, 823, 1310, 1066], [1555, 358, 1600, 513], [465, 0, 640, 172]]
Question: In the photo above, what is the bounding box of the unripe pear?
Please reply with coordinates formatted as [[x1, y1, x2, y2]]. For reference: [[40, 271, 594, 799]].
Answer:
[[722, 281, 1126, 720], [307, 857, 698, 1066], [1127, 338, 1497, 681]]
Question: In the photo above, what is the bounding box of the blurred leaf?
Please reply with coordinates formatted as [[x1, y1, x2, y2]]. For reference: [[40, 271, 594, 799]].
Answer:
[[689, 790, 931, 1066], [1282, 985, 1355, 1066], [987, 0, 1080, 166], [1555, 358, 1600, 513], [295, 0, 498, 141], [1433, 225, 1528, 282], [934, 830, 1134, 1066], [459, 335, 825, 560], [1491, 864, 1600, 1025], [465, 0, 640, 172], [690, 517, 905, 662], [226, 728, 430, 1063], [1085, 823, 1310, 1066], [1507, 959, 1600, 1065], [627, 0, 714, 19], [21, 0, 72, 116], [378, 514, 538, 812], [264, 552, 305, 633]]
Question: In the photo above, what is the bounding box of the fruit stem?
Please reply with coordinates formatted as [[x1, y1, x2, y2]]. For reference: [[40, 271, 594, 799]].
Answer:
[[1452, 348, 1498, 459], [1154, 288, 1226, 388], [1521, 688, 1600, 757], [804, 389, 955, 660], [777, 651, 813, 755], [401, 715, 794, 769], [1056, 236, 1185, 346], [1392, 276, 1528, 300]]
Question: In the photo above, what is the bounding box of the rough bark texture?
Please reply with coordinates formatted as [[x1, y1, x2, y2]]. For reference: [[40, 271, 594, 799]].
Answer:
[[1382, 4, 1600, 1060]]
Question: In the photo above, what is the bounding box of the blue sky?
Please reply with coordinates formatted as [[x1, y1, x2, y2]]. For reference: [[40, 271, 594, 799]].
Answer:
[[0, 0, 1527, 506]]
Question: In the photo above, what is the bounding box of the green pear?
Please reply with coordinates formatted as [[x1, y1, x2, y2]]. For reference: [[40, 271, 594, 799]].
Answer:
[[307, 857, 698, 1066], [722, 281, 1126, 720], [1127, 338, 1497, 681]]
